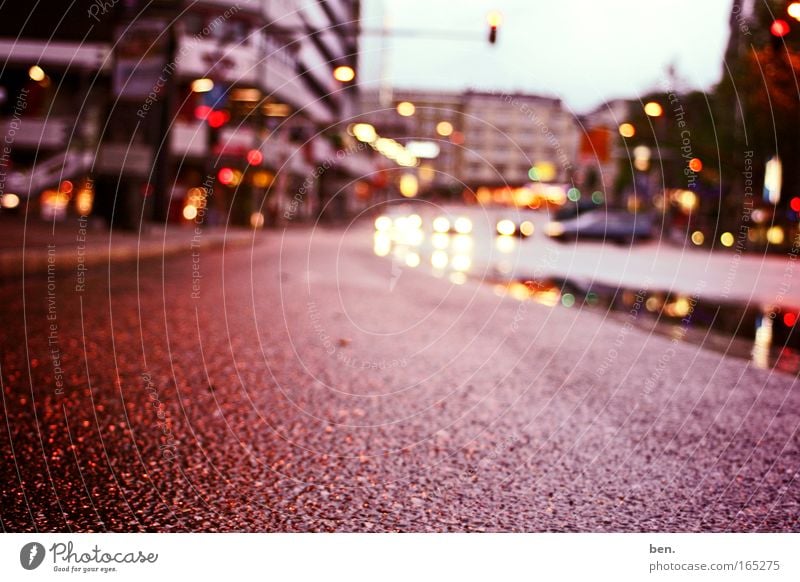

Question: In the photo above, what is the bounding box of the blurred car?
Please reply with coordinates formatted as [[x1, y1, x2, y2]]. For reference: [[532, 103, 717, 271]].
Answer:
[[545, 208, 654, 243]]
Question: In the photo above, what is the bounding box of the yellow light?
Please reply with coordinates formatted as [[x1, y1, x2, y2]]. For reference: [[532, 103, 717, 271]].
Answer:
[[182, 204, 198, 220], [670, 297, 691, 318], [767, 225, 785, 245], [436, 121, 454, 137], [453, 216, 472, 234], [790, 2, 800, 20], [375, 216, 392, 232], [431, 250, 448, 269], [519, 220, 534, 237], [396, 151, 418, 167], [373, 232, 391, 256], [690, 231, 704, 246], [496, 219, 516, 236], [532, 162, 557, 182], [352, 123, 377, 143], [252, 171, 274, 188], [677, 189, 698, 211], [1, 193, 20, 209], [495, 235, 516, 253], [618, 123, 635, 138], [191, 78, 214, 93], [28, 65, 45, 81], [644, 102, 663, 117], [720, 232, 735, 247], [431, 233, 449, 249], [399, 174, 419, 198], [545, 222, 564, 237], [75, 188, 93, 215], [407, 214, 423, 229], [449, 272, 467, 285], [452, 234, 472, 252], [333, 65, 355, 82], [405, 252, 420, 268], [487, 11, 503, 27], [250, 211, 265, 229], [432, 216, 451, 233], [396, 101, 415, 116], [645, 297, 661, 312], [451, 254, 471, 272]]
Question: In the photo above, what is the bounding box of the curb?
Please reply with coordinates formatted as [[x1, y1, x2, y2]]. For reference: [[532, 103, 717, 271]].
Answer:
[[0, 231, 258, 279]]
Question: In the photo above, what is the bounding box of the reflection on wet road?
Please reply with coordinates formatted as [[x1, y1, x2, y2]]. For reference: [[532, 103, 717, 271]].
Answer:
[[372, 204, 800, 375]]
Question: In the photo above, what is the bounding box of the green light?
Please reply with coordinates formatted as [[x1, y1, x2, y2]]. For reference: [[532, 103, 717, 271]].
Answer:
[[591, 191, 604, 204], [586, 292, 598, 305], [561, 293, 575, 307], [567, 188, 581, 202], [528, 167, 540, 181]]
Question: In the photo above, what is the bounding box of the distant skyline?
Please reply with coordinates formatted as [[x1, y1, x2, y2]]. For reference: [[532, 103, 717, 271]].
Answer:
[[358, 0, 734, 113]]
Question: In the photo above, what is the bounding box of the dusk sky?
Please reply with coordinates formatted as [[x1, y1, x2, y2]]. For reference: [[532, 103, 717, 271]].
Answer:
[[359, 0, 735, 113]]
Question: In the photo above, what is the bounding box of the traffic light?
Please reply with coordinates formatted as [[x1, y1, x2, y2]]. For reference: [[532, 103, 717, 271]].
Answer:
[[770, 18, 790, 51], [487, 11, 502, 45]]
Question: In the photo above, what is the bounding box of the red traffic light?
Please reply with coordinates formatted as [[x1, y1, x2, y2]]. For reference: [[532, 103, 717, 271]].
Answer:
[[218, 167, 235, 185], [208, 110, 230, 128], [771, 19, 790, 37], [246, 149, 263, 165]]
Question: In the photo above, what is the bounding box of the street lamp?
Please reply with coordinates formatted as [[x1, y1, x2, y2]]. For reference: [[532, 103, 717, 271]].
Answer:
[[618, 123, 635, 138], [333, 65, 355, 82], [191, 78, 214, 92], [396, 101, 416, 116], [436, 121, 454, 136], [644, 102, 663, 117], [28, 65, 45, 81]]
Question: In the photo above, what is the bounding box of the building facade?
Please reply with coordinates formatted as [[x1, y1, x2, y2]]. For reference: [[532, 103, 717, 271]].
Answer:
[[0, 0, 374, 227]]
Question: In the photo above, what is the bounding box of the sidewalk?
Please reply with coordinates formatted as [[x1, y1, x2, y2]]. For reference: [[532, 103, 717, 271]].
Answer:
[[0, 216, 261, 279]]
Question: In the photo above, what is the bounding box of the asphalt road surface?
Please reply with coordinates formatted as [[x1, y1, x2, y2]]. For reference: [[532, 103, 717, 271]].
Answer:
[[1, 221, 798, 532]]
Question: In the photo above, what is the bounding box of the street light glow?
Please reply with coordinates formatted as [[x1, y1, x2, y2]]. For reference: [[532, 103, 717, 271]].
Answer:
[[352, 123, 377, 143], [28, 65, 45, 81], [486, 11, 503, 27], [644, 102, 663, 117], [191, 78, 214, 93], [436, 121, 454, 137], [333, 65, 355, 82], [396, 101, 416, 116], [618, 123, 635, 138]]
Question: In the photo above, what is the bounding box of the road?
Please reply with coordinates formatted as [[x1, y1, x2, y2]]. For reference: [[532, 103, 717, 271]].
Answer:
[[1, 219, 798, 532]]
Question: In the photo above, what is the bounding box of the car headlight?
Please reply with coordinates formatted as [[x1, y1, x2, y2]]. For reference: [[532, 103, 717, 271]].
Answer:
[[432, 216, 451, 233], [496, 219, 516, 236], [453, 216, 472, 234]]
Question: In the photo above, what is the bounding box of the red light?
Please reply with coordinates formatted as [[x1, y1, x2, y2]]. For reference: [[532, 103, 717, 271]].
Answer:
[[784, 312, 797, 327], [688, 158, 703, 172], [771, 19, 790, 37], [60, 180, 73, 194], [194, 105, 211, 120], [791, 197, 800, 212], [218, 167, 234, 185], [246, 149, 263, 165], [208, 110, 229, 128]]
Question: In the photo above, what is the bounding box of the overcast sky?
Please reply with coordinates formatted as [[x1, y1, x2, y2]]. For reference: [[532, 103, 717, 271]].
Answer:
[[358, 0, 734, 113]]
